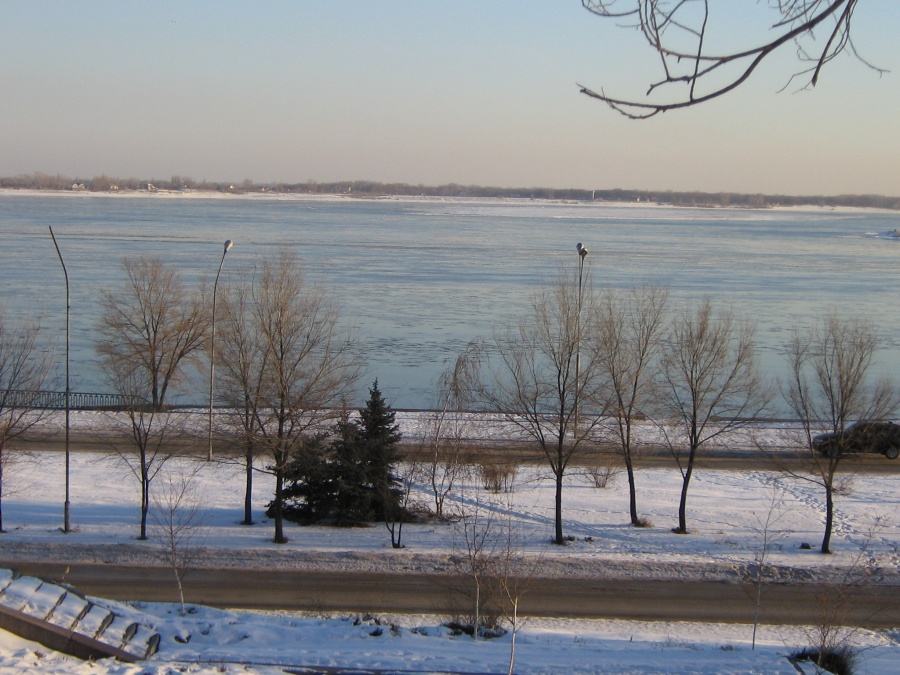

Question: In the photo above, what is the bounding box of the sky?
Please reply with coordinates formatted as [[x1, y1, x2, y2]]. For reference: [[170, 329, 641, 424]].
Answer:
[[1, 1, 898, 196]]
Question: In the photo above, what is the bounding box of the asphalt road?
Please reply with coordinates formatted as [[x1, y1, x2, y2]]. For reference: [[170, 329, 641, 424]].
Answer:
[[5, 562, 898, 628], [16, 432, 900, 474]]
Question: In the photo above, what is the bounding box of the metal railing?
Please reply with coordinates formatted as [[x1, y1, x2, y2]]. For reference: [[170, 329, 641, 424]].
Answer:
[[1, 390, 132, 410]]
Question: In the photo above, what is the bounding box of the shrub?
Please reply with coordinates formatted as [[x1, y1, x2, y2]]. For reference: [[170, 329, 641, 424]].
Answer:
[[479, 459, 517, 493], [790, 646, 857, 675], [443, 612, 507, 640], [586, 464, 620, 488]]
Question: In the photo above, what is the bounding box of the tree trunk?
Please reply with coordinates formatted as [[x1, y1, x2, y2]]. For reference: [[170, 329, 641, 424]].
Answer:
[[176, 571, 186, 616], [242, 444, 254, 525], [139, 471, 149, 540], [507, 597, 518, 675], [677, 456, 695, 534], [554, 469, 564, 545], [0, 444, 5, 533], [626, 456, 639, 526], [474, 578, 480, 641], [821, 480, 834, 554], [273, 468, 286, 544], [386, 520, 403, 549]]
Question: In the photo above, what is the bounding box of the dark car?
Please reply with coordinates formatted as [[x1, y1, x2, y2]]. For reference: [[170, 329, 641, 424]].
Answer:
[[812, 421, 900, 459]]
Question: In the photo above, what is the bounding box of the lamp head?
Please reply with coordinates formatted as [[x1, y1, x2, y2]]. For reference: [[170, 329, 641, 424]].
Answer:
[[224, 240, 234, 253], [576, 242, 588, 259]]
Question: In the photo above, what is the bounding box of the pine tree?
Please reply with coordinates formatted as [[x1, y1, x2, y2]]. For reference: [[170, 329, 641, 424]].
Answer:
[[357, 380, 403, 520], [329, 416, 373, 525], [272, 433, 333, 524], [276, 382, 403, 526]]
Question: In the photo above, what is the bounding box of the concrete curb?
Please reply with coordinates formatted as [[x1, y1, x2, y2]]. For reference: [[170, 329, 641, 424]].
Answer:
[[0, 568, 159, 662]]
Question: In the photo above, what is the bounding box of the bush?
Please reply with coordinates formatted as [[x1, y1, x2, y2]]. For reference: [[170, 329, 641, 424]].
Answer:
[[586, 464, 620, 488], [479, 459, 517, 493], [443, 614, 507, 640], [790, 646, 856, 675]]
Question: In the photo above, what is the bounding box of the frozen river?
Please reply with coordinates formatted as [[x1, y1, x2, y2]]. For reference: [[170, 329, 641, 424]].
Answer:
[[2, 191, 899, 409]]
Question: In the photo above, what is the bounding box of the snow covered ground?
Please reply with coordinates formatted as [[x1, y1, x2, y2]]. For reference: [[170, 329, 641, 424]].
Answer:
[[1, 410, 898, 673]]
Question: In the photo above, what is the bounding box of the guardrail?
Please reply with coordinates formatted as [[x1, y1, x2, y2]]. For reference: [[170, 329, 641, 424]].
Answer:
[[1, 390, 132, 410]]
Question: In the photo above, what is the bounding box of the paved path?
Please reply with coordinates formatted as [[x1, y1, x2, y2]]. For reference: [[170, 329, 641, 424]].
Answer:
[[17, 431, 900, 474], [6, 562, 898, 628]]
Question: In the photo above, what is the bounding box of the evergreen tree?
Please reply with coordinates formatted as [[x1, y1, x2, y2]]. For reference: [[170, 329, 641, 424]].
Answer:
[[357, 380, 403, 520], [273, 433, 333, 524], [276, 381, 403, 526], [328, 416, 374, 525]]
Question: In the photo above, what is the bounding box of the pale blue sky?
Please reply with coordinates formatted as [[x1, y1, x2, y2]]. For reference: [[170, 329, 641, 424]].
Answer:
[[1, 1, 897, 195]]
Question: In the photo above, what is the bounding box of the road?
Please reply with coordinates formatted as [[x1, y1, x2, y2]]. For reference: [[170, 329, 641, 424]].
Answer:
[[16, 432, 900, 474], [5, 562, 898, 628]]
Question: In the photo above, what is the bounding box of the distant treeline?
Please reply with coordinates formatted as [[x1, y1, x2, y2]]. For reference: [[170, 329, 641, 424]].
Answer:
[[3, 172, 899, 210]]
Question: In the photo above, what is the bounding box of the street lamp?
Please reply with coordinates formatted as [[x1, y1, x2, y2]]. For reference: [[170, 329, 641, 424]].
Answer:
[[208, 239, 233, 461], [49, 226, 72, 533], [575, 243, 588, 435]]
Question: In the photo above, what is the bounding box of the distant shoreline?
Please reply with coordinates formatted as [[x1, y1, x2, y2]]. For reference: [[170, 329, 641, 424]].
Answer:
[[2, 187, 897, 215]]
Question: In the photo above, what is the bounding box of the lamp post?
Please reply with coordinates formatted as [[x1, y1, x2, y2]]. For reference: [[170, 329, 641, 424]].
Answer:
[[208, 239, 233, 461], [574, 242, 588, 436], [49, 226, 72, 533]]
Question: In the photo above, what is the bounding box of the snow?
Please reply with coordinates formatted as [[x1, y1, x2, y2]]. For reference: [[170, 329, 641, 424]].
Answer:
[[1, 410, 898, 673]]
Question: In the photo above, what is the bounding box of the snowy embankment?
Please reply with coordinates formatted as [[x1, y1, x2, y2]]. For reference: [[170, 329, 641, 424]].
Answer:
[[3, 410, 899, 584], [2, 410, 899, 674]]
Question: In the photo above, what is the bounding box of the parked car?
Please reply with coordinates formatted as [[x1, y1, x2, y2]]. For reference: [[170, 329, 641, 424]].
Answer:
[[812, 421, 900, 459]]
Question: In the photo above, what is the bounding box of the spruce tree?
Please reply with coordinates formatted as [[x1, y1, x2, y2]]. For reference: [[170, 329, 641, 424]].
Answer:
[[357, 380, 403, 520], [276, 382, 403, 526], [329, 416, 373, 525], [272, 433, 333, 524]]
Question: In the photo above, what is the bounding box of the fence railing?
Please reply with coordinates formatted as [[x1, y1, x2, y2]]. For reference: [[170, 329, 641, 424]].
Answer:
[[1, 390, 132, 410]]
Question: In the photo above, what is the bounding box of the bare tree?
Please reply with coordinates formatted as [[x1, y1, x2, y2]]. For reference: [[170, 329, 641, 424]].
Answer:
[[580, 1, 881, 118], [450, 488, 542, 658], [97, 255, 207, 411], [481, 268, 604, 545], [781, 314, 896, 553], [592, 283, 668, 527], [423, 346, 481, 518], [662, 299, 768, 534], [97, 256, 205, 539], [743, 484, 789, 650], [150, 462, 207, 616], [216, 276, 266, 526], [795, 518, 889, 673], [488, 499, 544, 675], [384, 460, 418, 549], [0, 311, 51, 532], [217, 251, 359, 544], [450, 492, 500, 640], [104, 360, 182, 540]]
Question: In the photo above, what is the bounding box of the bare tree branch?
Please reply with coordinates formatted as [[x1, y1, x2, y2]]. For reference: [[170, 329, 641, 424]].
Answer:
[[480, 267, 606, 545], [0, 311, 51, 532], [422, 345, 481, 519], [150, 462, 208, 616], [662, 299, 770, 533], [591, 283, 668, 527], [216, 250, 360, 544], [580, 1, 882, 118], [779, 313, 898, 553], [97, 256, 207, 410]]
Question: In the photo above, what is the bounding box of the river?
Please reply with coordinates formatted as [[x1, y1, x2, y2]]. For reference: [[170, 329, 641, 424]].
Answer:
[[2, 191, 899, 409]]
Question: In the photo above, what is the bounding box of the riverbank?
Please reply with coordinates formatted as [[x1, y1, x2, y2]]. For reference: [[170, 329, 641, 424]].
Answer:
[[3, 424, 899, 673], [3, 186, 897, 214]]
